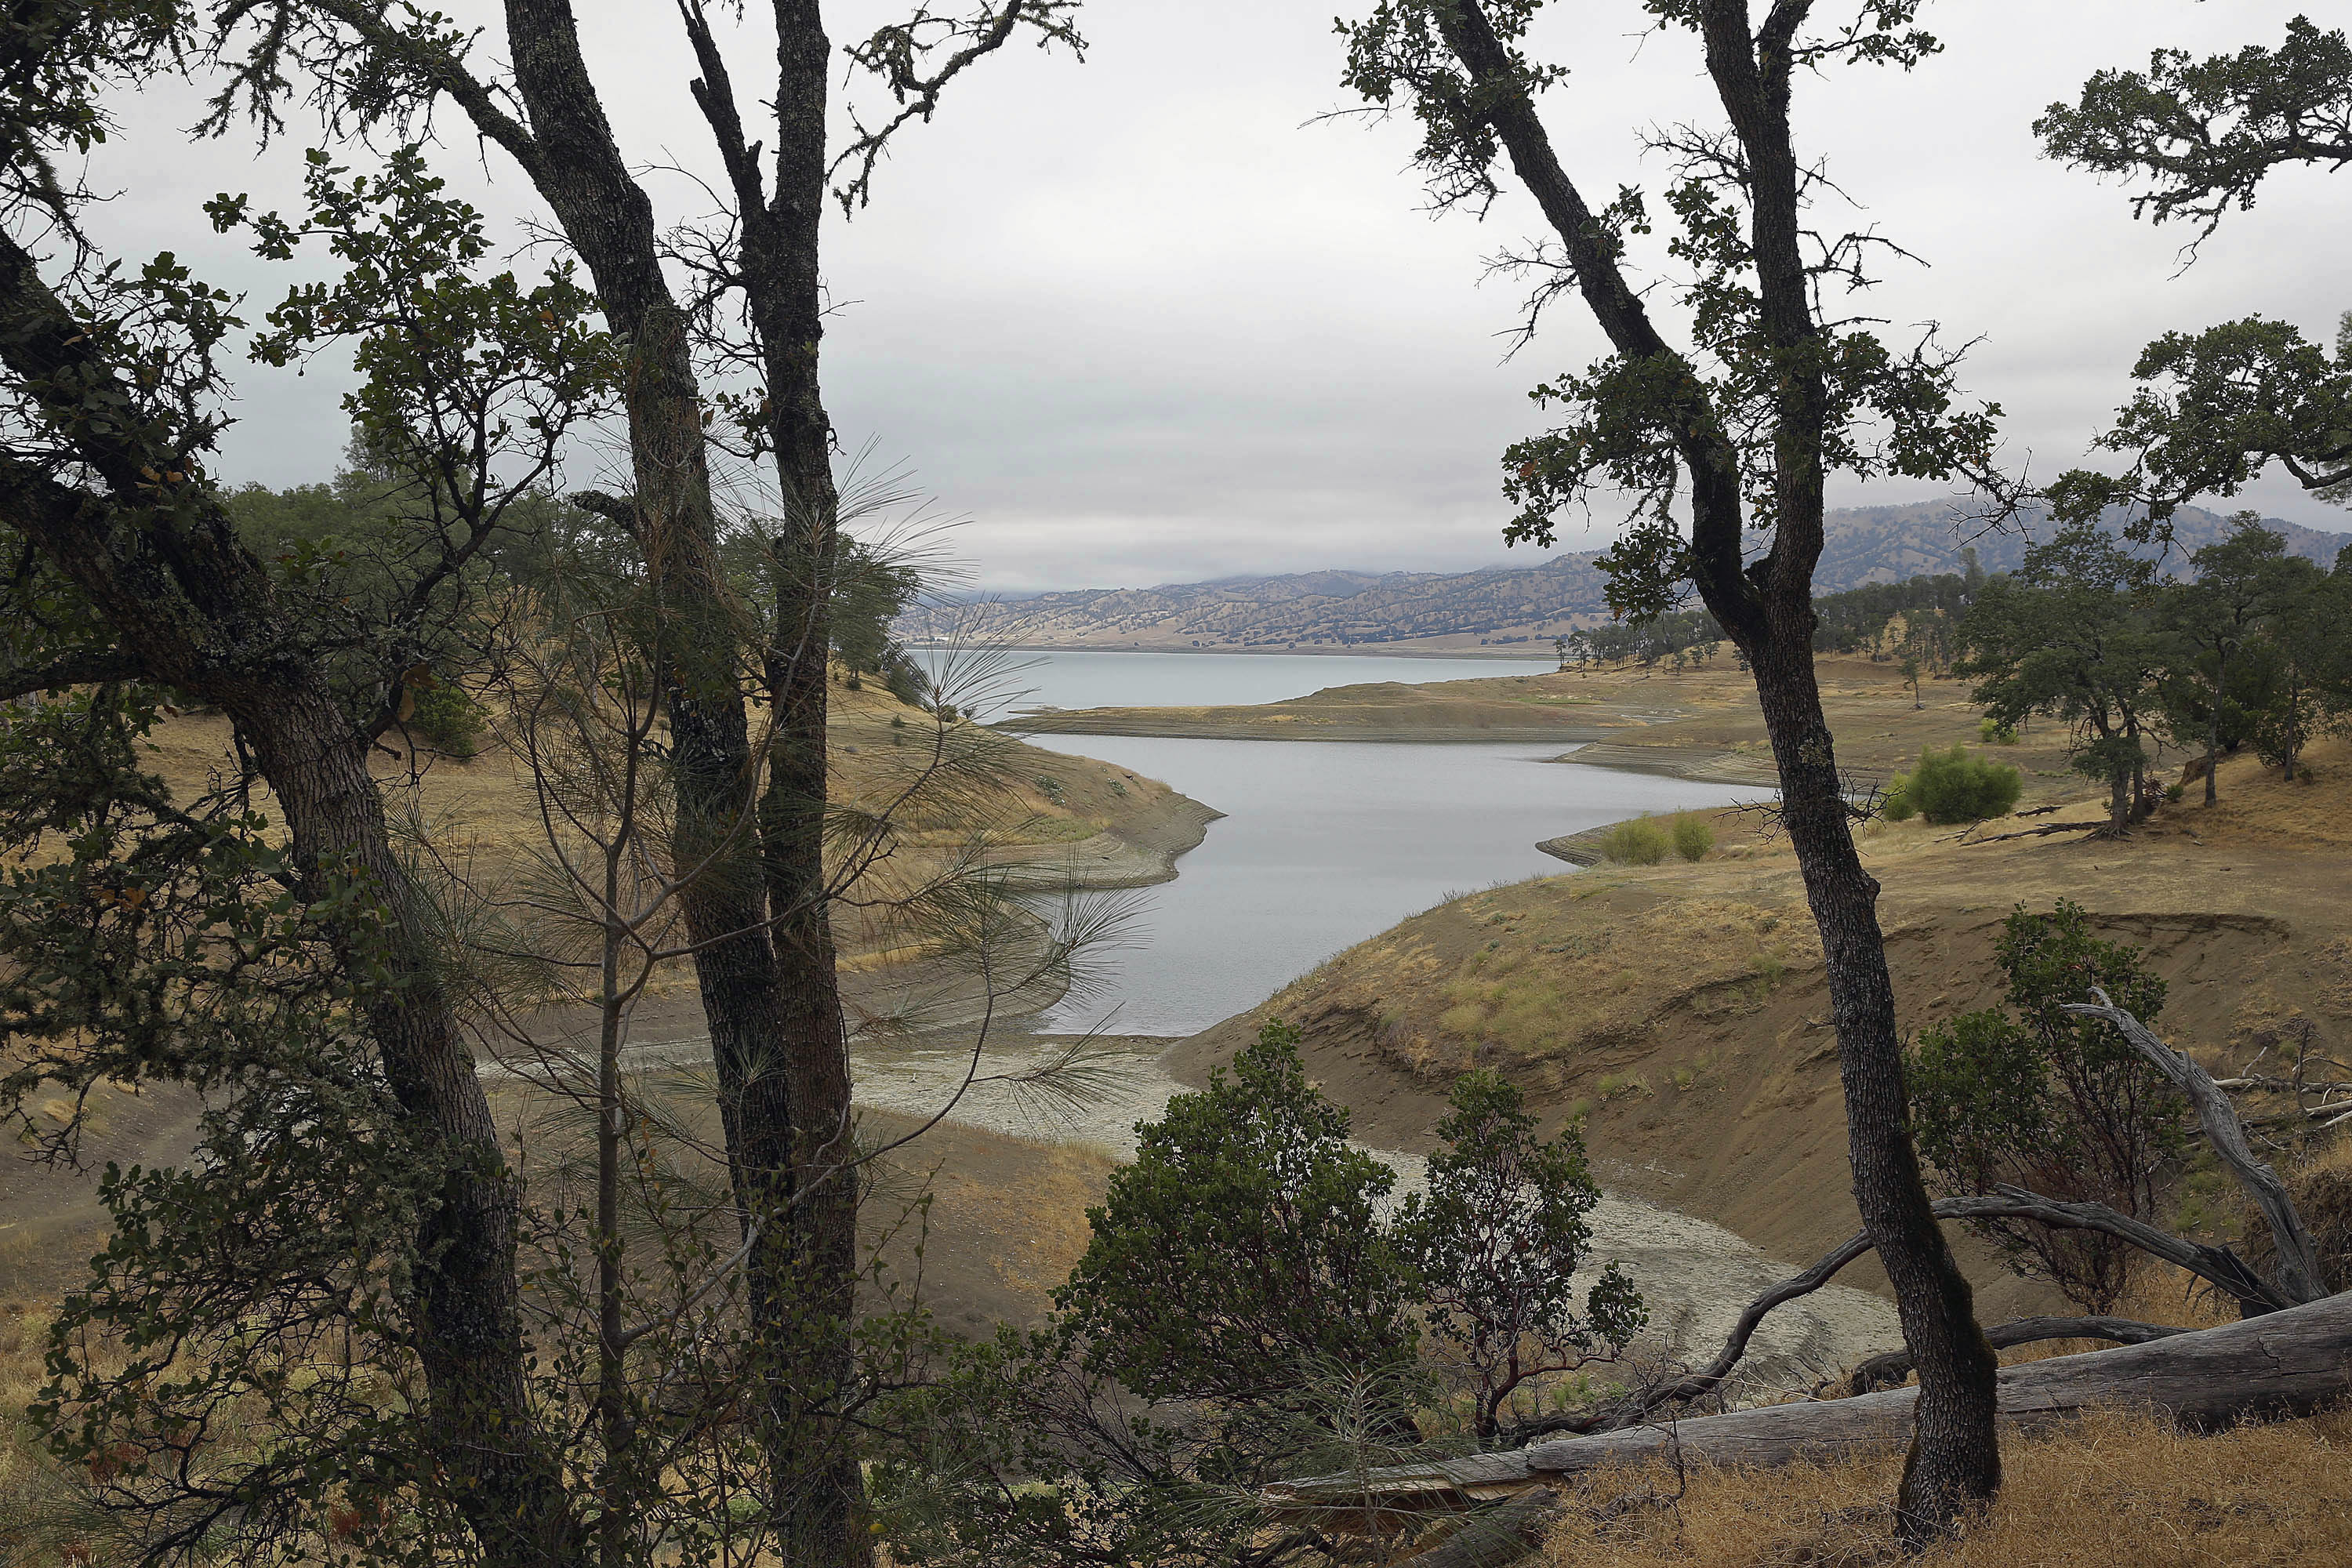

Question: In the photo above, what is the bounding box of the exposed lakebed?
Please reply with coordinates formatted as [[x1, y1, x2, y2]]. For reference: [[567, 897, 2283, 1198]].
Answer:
[[852, 651, 1902, 1377]]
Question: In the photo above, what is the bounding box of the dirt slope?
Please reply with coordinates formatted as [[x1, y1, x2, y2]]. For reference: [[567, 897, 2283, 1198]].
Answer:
[[1173, 738, 2352, 1322]]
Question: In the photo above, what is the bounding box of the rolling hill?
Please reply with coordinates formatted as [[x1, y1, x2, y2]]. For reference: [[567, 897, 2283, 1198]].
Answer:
[[898, 502, 2352, 654]]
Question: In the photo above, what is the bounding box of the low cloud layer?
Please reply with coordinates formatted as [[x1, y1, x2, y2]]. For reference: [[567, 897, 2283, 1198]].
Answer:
[[89, 1, 2352, 591]]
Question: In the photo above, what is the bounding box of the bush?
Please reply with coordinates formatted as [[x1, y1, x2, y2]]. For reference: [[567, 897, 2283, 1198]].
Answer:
[[1900, 743, 2022, 824], [1907, 901, 2187, 1311], [1054, 1018, 1416, 1410], [1671, 815, 1714, 861], [1599, 817, 1669, 865], [1880, 774, 1916, 821], [405, 677, 484, 758], [1978, 717, 2018, 744]]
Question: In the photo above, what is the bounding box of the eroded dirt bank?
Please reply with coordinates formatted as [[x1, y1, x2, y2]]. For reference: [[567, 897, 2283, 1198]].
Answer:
[[1178, 739, 2352, 1330]]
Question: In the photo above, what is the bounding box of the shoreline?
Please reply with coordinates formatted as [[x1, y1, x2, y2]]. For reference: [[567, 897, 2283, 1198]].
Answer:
[[907, 641, 1561, 662]]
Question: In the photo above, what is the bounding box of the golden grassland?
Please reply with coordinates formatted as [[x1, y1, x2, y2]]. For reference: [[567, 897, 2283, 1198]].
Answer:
[[1530, 1404, 2352, 1567]]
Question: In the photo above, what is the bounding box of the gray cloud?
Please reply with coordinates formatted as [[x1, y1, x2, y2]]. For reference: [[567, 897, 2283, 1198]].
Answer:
[[81, 2, 2352, 591]]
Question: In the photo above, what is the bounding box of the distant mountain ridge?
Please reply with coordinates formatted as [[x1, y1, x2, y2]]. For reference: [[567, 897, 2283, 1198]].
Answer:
[[899, 502, 2352, 652]]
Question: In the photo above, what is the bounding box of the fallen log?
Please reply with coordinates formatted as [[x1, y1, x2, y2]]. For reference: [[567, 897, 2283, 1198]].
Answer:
[[1265, 1290, 2352, 1512], [1959, 820, 2103, 845]]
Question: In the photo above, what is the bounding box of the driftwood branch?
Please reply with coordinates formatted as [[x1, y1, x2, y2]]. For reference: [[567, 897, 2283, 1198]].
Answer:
[[1961, 820, 2102, 845], [2063, 988, 2328, 1303], [1583, 1186, 2285, 1440], [1938, 1186, 2291, 1315], [1843, 1315, 2190, 1396], [1267, 1291, 2352, 1512]]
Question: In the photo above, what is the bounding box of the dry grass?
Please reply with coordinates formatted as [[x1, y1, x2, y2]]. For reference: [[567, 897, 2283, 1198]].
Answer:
[[1534, 1405, 2352, 1567]]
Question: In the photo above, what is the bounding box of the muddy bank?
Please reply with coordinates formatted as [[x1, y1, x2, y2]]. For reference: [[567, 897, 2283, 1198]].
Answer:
[[984, 788, 1222, 892]]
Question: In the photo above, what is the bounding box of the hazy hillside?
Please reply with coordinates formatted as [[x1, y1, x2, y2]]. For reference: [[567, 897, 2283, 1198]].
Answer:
[[900, 502, 2351, 653]]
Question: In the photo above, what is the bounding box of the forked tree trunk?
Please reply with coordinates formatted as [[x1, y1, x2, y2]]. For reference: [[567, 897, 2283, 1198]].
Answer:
[[496, 5, 866, 1560], [1417, 1, 2003, 1537]]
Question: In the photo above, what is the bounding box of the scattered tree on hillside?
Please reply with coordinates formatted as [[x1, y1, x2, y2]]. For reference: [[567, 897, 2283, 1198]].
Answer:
[[1339, 1, 2008, 1534], [2039, 18, 2352, 528], [2153, 514, 2303, 803], [1908, 905, 2191, 1313], [1959, 524, 2169, 832], [2241, 554, 2352, 782], [1393, 1072, 1642, 1448]]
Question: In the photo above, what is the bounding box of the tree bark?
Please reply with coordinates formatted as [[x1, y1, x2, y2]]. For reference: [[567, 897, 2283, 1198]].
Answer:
[[0, 234, 585, 1564], [492, 5, 869, 1556], [1267, 1289, 2352, 1513], [2204, 650, 2222, 805], [743, 6, 871, 1561], [1421, 0, 2003, 1536], [495, 5, 870, 1560]]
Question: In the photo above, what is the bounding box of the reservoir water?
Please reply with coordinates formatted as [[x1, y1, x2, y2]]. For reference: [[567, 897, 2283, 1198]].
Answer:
[[847, 653, 1883, 1375], [975, 652, 1765, 1036]]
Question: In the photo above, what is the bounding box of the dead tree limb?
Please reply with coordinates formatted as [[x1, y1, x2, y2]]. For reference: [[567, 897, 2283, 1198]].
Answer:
[[2064, 988, 2329, 1303], [1522, 1187, 2280, 1443], [1938, 1187, 2291, 1315], [1844, 1316, 2190, 1396], [1960, 821, 2103, 845], [1266, 1290, 2352, 1512]]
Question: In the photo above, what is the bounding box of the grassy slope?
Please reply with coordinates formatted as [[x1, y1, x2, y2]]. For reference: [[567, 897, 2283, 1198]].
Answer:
[[1171, 660, 2352, 1323], [0, 676, 1192, 1310]]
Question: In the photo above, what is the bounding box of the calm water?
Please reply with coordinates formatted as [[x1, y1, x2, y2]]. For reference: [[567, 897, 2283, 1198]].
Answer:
[[1020, 731, 1761, 1035], [932, 648, 1559, 718]]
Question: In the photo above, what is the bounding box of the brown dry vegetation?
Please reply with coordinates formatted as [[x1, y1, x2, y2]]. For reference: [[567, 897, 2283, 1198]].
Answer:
[[1174, 659, 2352, 1324], [1526, 1404, 2352, 1567]]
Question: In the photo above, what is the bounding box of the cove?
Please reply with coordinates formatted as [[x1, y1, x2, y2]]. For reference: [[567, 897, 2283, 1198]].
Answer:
[[1018, 731, 1763, 1036]]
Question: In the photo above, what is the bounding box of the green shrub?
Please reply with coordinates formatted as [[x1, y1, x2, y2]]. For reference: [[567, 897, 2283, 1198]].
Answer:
[[1907, 901, 2185, 1311], [406, 678, 484, 759], [1881, 774, 1917, 821], [1671, 815, 1714, 862], [1599, 817, 1669, 866], [2164, 782, 2184, 803], [1978, 717, 2018, 744], [1901, 744, 2022, 824]]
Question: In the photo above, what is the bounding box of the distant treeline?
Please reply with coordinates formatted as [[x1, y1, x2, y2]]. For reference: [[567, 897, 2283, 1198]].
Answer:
[[1559, 551, 1988, 672]]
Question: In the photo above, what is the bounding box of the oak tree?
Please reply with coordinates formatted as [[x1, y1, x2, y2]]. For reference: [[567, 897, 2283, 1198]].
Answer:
[[1338, 0, 2005, 1536]]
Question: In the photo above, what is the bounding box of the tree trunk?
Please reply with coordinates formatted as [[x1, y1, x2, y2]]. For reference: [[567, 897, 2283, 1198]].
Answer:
[[1420, 0, 2002, 1537], [2204, 652, 2222, 805], [0, 231, 585, 1566], [498, 2, 862, 1552], [1744, 637, 2002, 1536], [731, 8, 872, 1564]]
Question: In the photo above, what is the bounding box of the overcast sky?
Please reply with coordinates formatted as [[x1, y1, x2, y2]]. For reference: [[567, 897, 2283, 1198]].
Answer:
[[85, 1, 2352, 591]]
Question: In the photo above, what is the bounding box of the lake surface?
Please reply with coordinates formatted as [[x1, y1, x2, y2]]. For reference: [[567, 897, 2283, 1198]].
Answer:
[[964, 652, 1762, 1035], [1021, 731, 1761, 1036], [933, 648, 1559, 718]]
